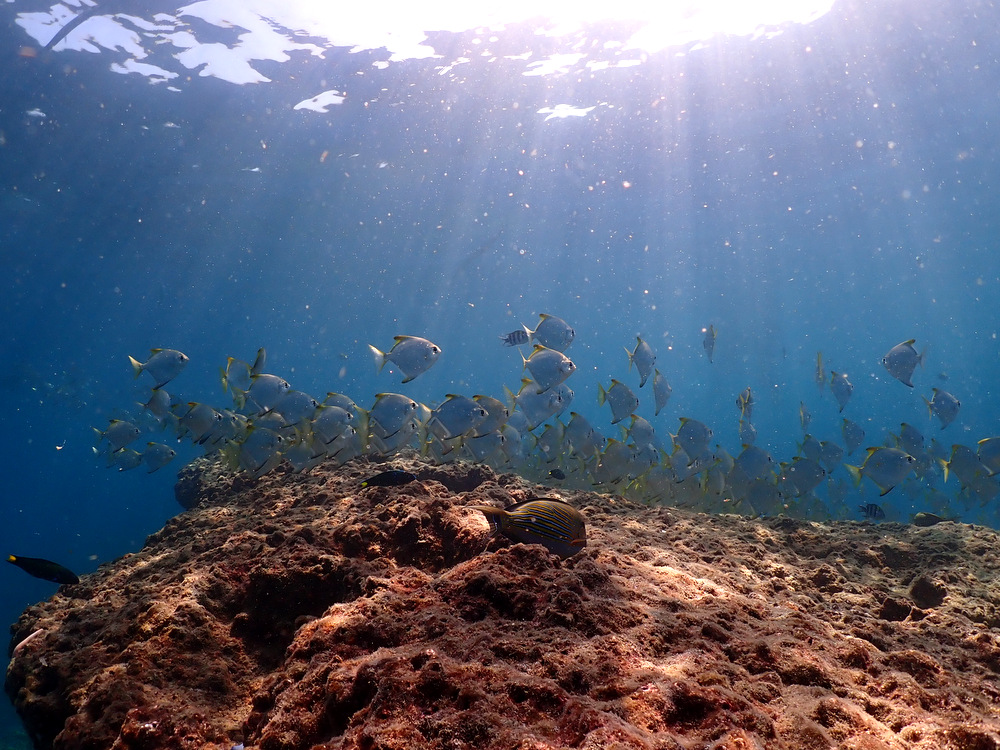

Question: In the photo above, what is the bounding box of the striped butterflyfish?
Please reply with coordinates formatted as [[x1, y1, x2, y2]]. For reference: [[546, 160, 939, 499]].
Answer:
[[470, 498, 586, 558]]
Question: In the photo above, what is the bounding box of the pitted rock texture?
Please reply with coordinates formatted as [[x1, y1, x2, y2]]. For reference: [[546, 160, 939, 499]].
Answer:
[[6, 455, 1000, 749]]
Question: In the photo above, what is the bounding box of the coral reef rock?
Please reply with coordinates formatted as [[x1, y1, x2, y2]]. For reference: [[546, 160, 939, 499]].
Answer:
[[7, 455, 1000, 750]]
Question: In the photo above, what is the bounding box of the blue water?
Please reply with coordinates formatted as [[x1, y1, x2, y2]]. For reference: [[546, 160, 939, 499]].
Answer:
[[2, 0, 1000, 742]]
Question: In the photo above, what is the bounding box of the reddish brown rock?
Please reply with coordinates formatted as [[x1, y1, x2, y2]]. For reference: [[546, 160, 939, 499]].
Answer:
[[6, 455, 1000, 749]]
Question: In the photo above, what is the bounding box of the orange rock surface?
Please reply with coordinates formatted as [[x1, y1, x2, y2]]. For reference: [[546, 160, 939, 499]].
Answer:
[[6, 456, 1000, 749]]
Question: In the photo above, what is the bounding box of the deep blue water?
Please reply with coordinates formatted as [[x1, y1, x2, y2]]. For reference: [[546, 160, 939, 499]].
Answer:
[[2, 0, 1000, 741]]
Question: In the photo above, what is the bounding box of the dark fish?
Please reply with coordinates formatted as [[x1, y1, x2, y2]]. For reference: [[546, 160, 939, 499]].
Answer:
[[548, 468, 566, 480], [912, 512, 955, 527], [500, 327, 531, 347], [470, 498, 587, 558], [858, 503, 885, 520], [360, 469, 417, 488], [7, 555, 79, 584]]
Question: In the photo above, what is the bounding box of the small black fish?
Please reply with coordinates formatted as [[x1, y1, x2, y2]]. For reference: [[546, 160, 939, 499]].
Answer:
[[360, 469, 417, 488], [548, 468, 566, 481], [499, 328, 530, 347], [858, 503, 885, 520], [7, 555, 79, 585]]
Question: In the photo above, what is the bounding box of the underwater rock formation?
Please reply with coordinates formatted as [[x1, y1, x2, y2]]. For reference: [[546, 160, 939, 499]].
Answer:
[[6, 455, 1000, 749]]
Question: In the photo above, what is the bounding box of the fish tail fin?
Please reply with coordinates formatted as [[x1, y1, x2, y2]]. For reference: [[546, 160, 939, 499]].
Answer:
[[941, 458, 950, 484], [597, 383, 607, 406], [523, 324, 534, 342], [251, 347, 267, 375], [845, 464, 862, 487], [128, 355, 143, 379], [469, 505, 504, 537], [219, 366, 230, 393], [369, 344, 388, 372], [231, 386, 247, 410], [918, 345, 928, 368], [922, 395, 933, 418], [624, 347, 634, 370]]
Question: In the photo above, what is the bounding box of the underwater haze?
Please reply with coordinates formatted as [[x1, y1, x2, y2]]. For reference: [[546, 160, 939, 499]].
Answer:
[[2, 0, 1000, 742]]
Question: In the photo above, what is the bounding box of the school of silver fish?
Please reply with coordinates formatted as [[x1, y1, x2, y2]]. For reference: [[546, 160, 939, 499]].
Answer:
[[95, 328, 1000, 530]]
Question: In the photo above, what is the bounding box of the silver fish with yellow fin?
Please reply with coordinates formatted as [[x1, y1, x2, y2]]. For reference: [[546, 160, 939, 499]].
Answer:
[[128, 348, 189, 389], [924, 387, 960, 429], [369, 335, 442, 383]]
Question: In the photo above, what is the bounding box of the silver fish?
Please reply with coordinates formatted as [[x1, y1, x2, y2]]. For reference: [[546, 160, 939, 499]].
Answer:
[[529, 314, 575, 352], [625, 336, 656, 388], [782, 457, 826, 497], [272, 390, 320, 426], [702, 324, 717, 363], [829, 371, 853, 413], [846, 447, 915, 496], [93, 419, 141, 453], [652, 369, 672, 416], [368, 393, 420, 439], [675, 417, 713, 461], [430, 394, 488, 440], [472, 395, 509, 437], [842, 418, 866, 455], [369, 335, 442, 383], [978, 437, 1000, 476], [311, 404, 354, 445], [142, 442, 177, 473], [924, 387, 960, 429], [522, 345, 576, 394], [128, 348, 189, 389], [239, 373, 291, 413], [897, 423, 925, 458], [597, 379, 638, 425], [882, 339, 924, 387], [799, 402, 811, 433], [736, 387, 753, 421]]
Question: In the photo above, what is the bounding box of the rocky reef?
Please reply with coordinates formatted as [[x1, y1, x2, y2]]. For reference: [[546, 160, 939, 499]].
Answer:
[[6, 455, 1000, 749]]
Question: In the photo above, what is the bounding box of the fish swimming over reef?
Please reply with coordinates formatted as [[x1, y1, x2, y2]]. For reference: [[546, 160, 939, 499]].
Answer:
[[846, 447, 915, 496], [369, 335, 442, 383], [7, 555, 79, 584], [470, 498, 586, 558], [360, 469, 417, 488]]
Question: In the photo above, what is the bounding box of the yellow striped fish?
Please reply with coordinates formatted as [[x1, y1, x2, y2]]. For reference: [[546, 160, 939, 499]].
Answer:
[[470, 498, 587, 559]]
